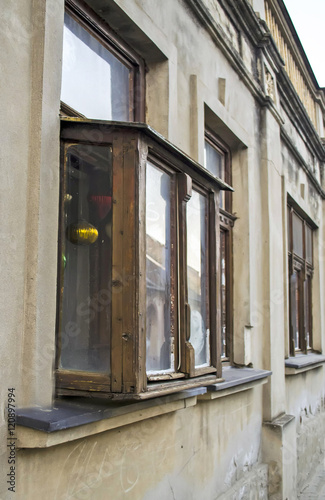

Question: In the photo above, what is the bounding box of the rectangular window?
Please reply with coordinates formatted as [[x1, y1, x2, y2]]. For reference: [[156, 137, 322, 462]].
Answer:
[[187, 189, 210, 367], [288, 205, 314, 355], [220, 229, 228, 358], [146, 162, 175, 374], [58, 143, 112, 374], [204, 130, 233, 360], [61, 1, 144, 121]]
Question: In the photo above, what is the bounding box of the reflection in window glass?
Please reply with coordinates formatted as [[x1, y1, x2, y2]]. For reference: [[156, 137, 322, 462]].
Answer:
[[61, 12, 131, 120], [287, 206, 291, 250], [60, 144, 112, 373], [187, 191, 210, 367], [304, 277, 312, 349], [220, 230, 227, 358], [146, 163, 172, 373], [204, 140, 225, 209], [292, 212, 303, 258], [306, 225, 313, 264], [290, 271, 300, 350]]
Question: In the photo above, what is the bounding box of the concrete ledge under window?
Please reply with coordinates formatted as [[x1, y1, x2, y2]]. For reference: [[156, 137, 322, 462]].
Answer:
[[198, 367, 272, 400], [285, 353, 325, 375], [16, 388, 206, 449], [263, 413, 295, 429]]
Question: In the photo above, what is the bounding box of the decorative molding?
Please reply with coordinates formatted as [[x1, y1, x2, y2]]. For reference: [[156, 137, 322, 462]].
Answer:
[[265, 65, 275, 102], [279, 72, 325, 163], [280, 127, 325, 199], [185, 0, 325, 160], [184, 0, 284, 128], [265, 1, 317, 127]]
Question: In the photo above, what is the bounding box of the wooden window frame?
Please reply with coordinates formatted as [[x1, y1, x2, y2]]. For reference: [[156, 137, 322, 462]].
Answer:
[[56, 119, 231, 400], [61, 0, 145, 122], [145, 156, 179, 381], [204, 129, 234, 361], [287, 205, 314, 356]]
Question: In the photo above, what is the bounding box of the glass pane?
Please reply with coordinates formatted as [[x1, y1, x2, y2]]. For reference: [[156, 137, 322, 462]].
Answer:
[[60, 144, 112, 373], [187, 191, 210, 367], [292, 212, 303, 258], [290, 272, 300, 350], [220, 230, 227, 358], [61, 13, 131, 121], [204, 141, 225, 209], [204, 141, 224, 178], [306, 225, 313, 264], [304, 277, 312, 349], [146, 163, 173, 373], [287, 206, 291, 249]]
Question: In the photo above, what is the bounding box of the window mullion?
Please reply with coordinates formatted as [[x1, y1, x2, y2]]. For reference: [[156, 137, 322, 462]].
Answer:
[[177, 172, 194, 376]]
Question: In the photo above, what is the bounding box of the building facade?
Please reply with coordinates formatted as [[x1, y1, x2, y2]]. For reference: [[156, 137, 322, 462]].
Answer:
[[1, 0, 325, 498]]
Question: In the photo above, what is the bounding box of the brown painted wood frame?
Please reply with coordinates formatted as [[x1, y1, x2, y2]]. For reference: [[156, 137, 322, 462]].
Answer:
[[219, 217, 233, 361], [183, 183, 219, 378], [63, 0, 146, 122], [204, 129, 234, 363], [56, 119, 229, 399], [287, 204, 314, 356], [56, 125, 141, 397], [144, 155, 180, 382], [205, 128, 232, 213]]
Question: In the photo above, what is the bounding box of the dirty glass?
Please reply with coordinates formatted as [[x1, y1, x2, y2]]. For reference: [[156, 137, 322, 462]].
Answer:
[[304, 276, 312, 349], [60, 144, 112, 373], [220, 230, 227, 358], [287, 205, 291, 249], [146, 162, 173, 373], [306, 225, 313, 264], [61, 12, 130, 120], [204, 140, 225, 209], [187, 190, 210, 367], [292, 212, 303, 258], [290, 271, 300, 350]]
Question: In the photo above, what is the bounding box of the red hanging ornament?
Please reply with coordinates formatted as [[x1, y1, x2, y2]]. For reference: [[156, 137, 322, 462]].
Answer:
[[89, 195, 112, 220]]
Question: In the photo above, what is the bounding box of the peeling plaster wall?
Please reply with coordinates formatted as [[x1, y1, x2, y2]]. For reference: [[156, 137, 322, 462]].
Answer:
[[286, 369, 325, 490]]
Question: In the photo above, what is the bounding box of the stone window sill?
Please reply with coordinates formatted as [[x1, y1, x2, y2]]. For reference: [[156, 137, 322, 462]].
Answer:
[[16, 388, 206, 449], [285, 353, 325, 375], [198, 367, 272, 400], [16, 368, 272, 449]]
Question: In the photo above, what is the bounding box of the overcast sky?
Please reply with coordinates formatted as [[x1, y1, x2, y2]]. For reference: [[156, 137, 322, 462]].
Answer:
[[283, 0, 325, 87]]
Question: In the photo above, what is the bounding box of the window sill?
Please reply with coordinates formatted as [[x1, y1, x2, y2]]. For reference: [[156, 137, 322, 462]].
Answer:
[[285, 353, 325, 375], [16, 388, 206, 449], [198, 367, 272, 400]]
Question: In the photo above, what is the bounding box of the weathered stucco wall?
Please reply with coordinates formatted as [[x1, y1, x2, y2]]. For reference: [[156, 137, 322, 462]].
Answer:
[[286, 369, 325, 491], [1, 0, 324, 499], [17, 389, 267, 500]]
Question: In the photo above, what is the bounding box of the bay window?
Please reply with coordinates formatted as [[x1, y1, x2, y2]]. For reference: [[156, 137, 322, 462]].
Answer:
[[56, 120, 231, 399]]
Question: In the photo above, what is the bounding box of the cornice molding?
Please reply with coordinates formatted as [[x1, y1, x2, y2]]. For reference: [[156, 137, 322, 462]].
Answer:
[[280, 127, 325, 199], [184, 0, 325, 163], [265, 0, 325, 112], [278, 70, 325, 162], [184, 0, 283, 123]]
